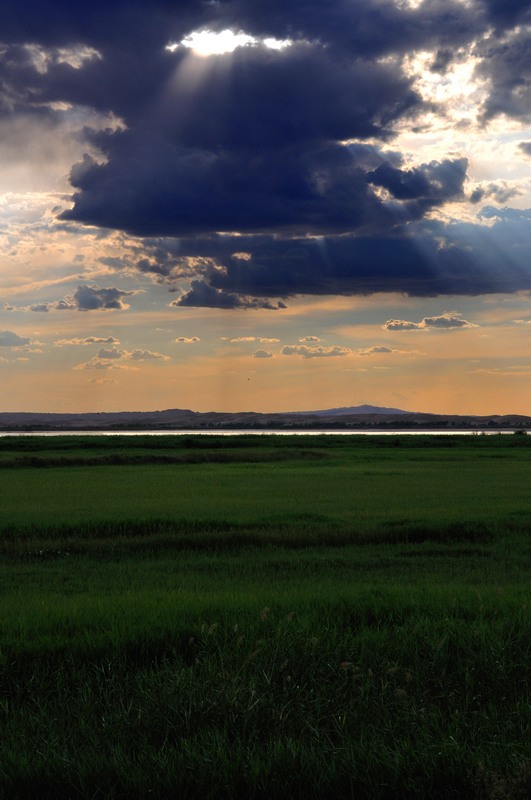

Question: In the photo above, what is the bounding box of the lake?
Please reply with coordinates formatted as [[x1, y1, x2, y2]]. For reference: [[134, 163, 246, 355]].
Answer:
[[0, 429, 520, 437]]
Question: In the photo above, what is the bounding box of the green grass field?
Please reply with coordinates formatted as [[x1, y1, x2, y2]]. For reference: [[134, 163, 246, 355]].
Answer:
[[0, 434, 529, 798]]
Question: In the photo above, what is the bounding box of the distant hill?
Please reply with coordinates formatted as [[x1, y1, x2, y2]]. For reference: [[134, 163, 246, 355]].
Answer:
[[296, 404, 410, 416], [0, 405, 530, 431]]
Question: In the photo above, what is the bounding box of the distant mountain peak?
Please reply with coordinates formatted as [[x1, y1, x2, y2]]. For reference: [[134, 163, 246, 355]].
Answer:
[[296, 404, 410, 416]]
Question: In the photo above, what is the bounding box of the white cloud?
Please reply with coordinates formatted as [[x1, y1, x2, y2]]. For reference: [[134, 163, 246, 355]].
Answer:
[[230, 336, 280, 343], [383, 312, 478, 331], [129, 349, 170, 361], [75, 347, 170, 370], [170, 29, 293, 57], [281, 344, 351, 358]]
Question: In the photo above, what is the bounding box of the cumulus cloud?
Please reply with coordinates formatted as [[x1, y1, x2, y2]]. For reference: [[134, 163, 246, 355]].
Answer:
[[0, 330, 31, 346], [175, 336, 200, 343], [97, 347, 124, 359], [476, 25, 531, 125], [70, 285, 137, 311], [469, 182, 521, 205], [383, 313, 478, 331], [26, 285, 137, 312], [54, 336, 120, 346], [129, 349, 169, 360], [171, 281, 287, 310], [355, 345, 421, 357], [367, 157, 468, 213], [383, 320, 426, 331], [230, 336, 280, 343], [76, 346, 170, 369], [74, 359, 129, 371], [253, 349, 273, 358], [357, 346, 393, 355], [281, 344, 351, 358], [299, 336, 321, 343]]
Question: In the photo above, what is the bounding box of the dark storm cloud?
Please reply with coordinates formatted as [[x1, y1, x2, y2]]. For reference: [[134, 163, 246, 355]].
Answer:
[[0, 1, 482, 54], [475, 26, 531, 124], [0, 2, 519, 134], [62, 141, 415, 238], [25, 286, 137, 312], [1, 3, 427, 130], [2, 2, 530, 307], [481, 0, 531, 28], [171, 280, 286, 310], [164, 44, 421, 150], [162, 208, 531, 305], [469, 182, 521, 204], [0, 2, 484, 240], [198, 0, 482, 59], [71, 285, 136, 311], [367, 157, 468, 214]]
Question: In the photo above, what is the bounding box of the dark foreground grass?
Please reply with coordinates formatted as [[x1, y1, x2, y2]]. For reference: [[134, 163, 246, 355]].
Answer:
[[0, 435, 529, 798], [0, 586, 529, 800]]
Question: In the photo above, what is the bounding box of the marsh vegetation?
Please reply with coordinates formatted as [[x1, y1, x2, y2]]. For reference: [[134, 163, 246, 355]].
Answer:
[[0, 435, 529, 798]]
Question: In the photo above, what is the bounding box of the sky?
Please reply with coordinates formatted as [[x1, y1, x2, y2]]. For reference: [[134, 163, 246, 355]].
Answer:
[[1, 0, 531, 415]]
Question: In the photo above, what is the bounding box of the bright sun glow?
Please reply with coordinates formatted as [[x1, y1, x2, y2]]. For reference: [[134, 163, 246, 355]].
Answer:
[[166, 29, 292, 56]]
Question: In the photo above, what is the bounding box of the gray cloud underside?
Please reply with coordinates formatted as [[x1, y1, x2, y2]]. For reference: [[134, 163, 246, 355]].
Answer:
[[0, 330, 31, 346], [1, 2, 530, 306], [171, 282, 286, 310], [54, 336, 120, 345], [29, 285, 136, 312]]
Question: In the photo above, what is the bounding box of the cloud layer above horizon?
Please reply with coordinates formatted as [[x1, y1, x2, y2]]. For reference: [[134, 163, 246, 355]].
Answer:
[[1, 1, 531, 414]]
